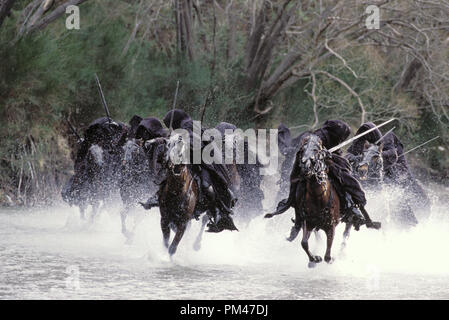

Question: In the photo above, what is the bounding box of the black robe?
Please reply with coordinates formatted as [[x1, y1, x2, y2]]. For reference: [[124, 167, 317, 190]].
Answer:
[[163, 110, 234, 208], [128, 115, 143, 140], [215, 122, 264, 216], [382, 132, 430, 209], [135, 117, 168, 141], [346, 122, 382, 163]]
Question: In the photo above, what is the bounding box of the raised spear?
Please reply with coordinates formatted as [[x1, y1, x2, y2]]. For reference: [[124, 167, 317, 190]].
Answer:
[[94, 73, 111, 123]]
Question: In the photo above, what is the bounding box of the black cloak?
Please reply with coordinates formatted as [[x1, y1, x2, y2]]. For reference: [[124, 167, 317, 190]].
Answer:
[[128, 115, 143, 140], [135, 117, 168, 141], [347, 122, 382, 156], [163, 109, 233, 193]]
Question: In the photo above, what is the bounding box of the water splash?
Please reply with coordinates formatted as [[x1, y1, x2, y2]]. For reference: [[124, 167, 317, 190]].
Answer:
[[0, 185, 448, 299]]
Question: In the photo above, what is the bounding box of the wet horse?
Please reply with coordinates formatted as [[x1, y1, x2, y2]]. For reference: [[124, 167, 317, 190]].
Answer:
[[297, 135, 341, 267], [158, 134, 204, 256], [67, 144, 105, 221]]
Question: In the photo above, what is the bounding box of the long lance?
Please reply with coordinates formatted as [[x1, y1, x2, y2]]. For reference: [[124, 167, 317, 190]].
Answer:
[[328, 118, 395, 153], [375, 126, 395, 144], [401, 136, 440, 156], [95, 73, 111, 123], [169, 80, 180, 132], [66, 118, 82, 143]]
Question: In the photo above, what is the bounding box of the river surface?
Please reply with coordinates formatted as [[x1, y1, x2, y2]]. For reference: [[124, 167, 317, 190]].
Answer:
[[1, 187, 449, 300]]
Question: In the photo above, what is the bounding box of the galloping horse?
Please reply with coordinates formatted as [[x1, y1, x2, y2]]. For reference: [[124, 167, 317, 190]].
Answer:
[[158, 134, 203, 256], [296, 134, 341, 267]]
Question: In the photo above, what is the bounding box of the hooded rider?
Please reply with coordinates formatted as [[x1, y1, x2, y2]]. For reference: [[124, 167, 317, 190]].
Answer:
[[269, 120, 379, 239], [142, 110, 238, 233], [215, 122, 264, 220]]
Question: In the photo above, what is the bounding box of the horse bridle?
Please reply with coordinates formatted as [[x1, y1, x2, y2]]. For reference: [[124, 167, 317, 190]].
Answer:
[[358, 145, 384, 181], [300, 135, 330, 188]]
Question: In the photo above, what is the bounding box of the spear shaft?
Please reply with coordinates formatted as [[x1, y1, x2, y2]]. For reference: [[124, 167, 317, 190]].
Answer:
[[401, 136, 440, 156], [169, 80, 180, 131], [95, 73, 111, 123]]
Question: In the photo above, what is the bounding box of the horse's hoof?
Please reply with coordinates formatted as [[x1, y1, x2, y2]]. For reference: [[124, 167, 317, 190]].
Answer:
[[325, 256, 334, 264], [308, 262, 317, 268], [264, 214, 273, 219], [313, 256, 322, 263]]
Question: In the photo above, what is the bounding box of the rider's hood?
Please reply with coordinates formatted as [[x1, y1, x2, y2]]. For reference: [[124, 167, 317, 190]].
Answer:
[[382, 132, 408, 170], [215, 122, 237, 135], [84, 117, 121, 144], [136, 117, 168, 141], [347, 122, 382, 155], [128, 115, 143, 139], [314, 120, 351, 149], [277, 123, 292, 156], [163, 109, 192, 130]]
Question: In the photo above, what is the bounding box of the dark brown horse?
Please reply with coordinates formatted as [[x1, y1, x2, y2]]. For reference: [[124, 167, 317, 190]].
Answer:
[[158, 134, 205, 256], [297, 135, 341, 267]]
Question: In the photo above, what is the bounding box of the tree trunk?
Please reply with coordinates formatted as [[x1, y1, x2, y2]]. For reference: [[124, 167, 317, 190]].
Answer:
[[175, 0, 195, 61], [243, 0, 298, 122]]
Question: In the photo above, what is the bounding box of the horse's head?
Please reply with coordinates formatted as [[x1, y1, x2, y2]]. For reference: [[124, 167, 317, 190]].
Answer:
[[165, 133, 189, 176], [122, 140, 147, 170], [299, 134, 329, 185], [357, 141, 384, 181]]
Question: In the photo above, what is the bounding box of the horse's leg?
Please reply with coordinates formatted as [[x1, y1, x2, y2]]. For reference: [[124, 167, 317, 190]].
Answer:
[[324, 225, 335, 263], [193, 214, 208, 251], [169, 223, 187, 256], [160, 217, 170, 250], [301, 222, 322, 267]]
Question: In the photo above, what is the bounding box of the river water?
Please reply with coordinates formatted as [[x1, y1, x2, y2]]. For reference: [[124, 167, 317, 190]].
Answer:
[[1, 186, 449, 300]]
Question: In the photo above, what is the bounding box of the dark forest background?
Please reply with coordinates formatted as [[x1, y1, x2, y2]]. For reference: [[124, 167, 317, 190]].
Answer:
[[0, 0, 448, 206]]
